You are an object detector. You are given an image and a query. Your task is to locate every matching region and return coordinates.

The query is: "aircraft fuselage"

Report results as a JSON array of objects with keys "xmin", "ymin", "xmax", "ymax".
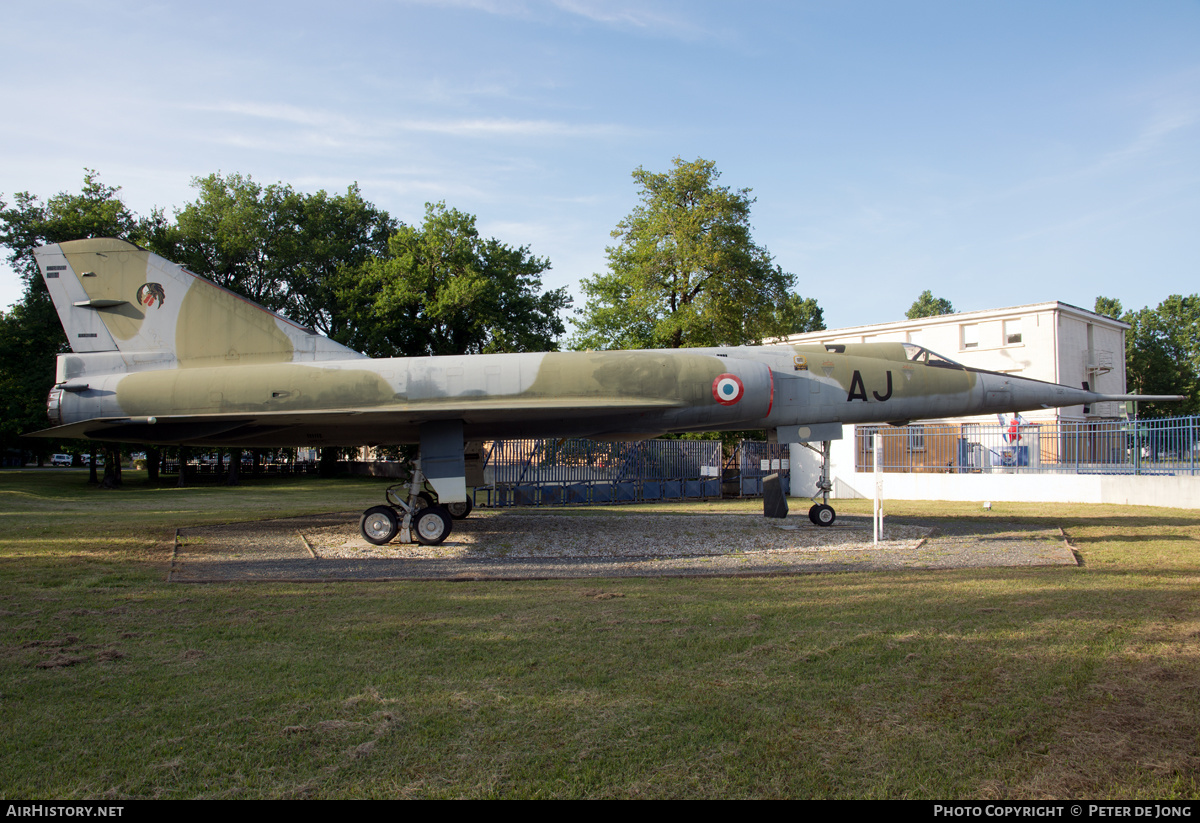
[{"xmin": 46, "ymin": 341, "xmax": 1074, "ymax": 448}]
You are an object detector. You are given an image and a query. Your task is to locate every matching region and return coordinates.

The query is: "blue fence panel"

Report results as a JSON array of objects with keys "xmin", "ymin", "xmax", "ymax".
[
  {"xmin": 480, "ymin": 437, "xmax": 724, "ymax": 506},
  {"xmin": 854, "ymin": 415, "xmax": 1199, "ymax": 476}
]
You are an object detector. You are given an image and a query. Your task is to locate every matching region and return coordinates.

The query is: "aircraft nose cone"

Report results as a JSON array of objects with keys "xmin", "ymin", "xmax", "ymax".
[
  {"xmin": 981, "ymin": 372, "xmax": 1015, "ymax": 410},
  {"xmin": 980, "ymin": 371, "xmax": 1083, "ymax": 413}
]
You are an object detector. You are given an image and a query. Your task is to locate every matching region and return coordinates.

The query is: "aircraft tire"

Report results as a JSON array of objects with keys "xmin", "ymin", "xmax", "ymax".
[
  {"xmin": 811, "ymin": 503, "xmax": 836, "ymax": 527},
  {"xmin": 361, "ymin": 506, "xmax": 399, "ymax": 545},
  {"xmin": 446, "ymin": 498, "xmax": 473, "ymax": 519},
  {"xmin": 415, "ymin": 491, "xmax": 435, "ymax": 510},
  {"xmin": 414, "ymin": 506, "xmax": 453, "ymax": 546}
]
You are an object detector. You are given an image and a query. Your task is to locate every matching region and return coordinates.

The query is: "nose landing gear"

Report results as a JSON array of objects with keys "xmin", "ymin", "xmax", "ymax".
[{"xmin": 804, "ymin": 439, "xmax": 836, "ymax": 527}]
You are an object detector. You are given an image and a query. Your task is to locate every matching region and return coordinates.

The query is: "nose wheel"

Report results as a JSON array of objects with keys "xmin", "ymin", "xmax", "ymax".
[
  {"xmin": 808, "ymin": 503, "xmax": 836, "ymax": 526},
  {"xmin": 803, "ymin": 439, "xmax": 836, "ymax": 527}
]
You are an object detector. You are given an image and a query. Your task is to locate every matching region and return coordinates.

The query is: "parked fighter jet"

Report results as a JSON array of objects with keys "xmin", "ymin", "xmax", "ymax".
[{"xmin": 32, "ymin": 239, "xmax": 1182, "ymax": 544}]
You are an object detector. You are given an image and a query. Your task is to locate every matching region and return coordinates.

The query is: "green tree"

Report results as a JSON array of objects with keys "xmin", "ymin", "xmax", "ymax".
[
  {"xmin": 1093, "ymin": 295, "xmax": 1123, "ymax": 320},
  {"xmin": 1124, "ymin": 296, "xmax": 1200, "ymax": 418},
  {"xmin": 1096, "ymin": 294, "xmax": 1199, "ymax": 418},
  {"xmin": 0, "ymin": 301, "xmax": 60, "ymax": 457},
  {"xmin": 335, "ymin": 202, "xmax": 570, "ymax": 357},
  {"xmin": 1, "ymin": 169, "xmax": 145, "ymax": 290},
  {"xmin": 152, "ymin": 173, "xmax": 396, "ymax": 338},
  {"xmin": 775, "ymin": 294, "xmax": 826, "ymax": 337},
  {"xmin": 571, "ymin": 157, "xmax": 813, "ymax": 350},
  {"xmin": 906, "ymin": 290, "xmax": 955, "ymax": 319}
]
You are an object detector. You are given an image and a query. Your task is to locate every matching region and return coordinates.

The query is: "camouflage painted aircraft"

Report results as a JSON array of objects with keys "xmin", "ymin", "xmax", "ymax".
[{"xmin": 32, "ymin": 238, "xmax": 1182, "ymax": 544}]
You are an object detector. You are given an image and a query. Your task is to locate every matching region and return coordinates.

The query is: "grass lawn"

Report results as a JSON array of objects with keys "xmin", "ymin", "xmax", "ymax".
[{"xmin": 1, "ymin": 469, "xmax": 1197, "ymax": 798}]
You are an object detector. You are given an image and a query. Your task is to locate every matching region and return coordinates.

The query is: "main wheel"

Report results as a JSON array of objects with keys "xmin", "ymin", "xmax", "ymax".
[
  {"xmin": 811, "ymin": 503, "xmax": 836, "ymax": 527},
  {"xmin": 414, "ymin": 506, "xmax": 453, "ymax": 545},
  {"xmin": 414, "ymin": 491, "xmax": 435, "ymax": 510},
  {"xmin": 445, "ymin": 498, "xmax": 473, "ymax": 519},
  {"xmin": 360, "ymin": 505, "xmax": 399, "ymax": 545}
]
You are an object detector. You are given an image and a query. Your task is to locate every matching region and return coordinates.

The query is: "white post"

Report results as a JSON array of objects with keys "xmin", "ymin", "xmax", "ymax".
[{"xmin": 873, "ymin": 438, "xmax": 884, "ymax": 544}]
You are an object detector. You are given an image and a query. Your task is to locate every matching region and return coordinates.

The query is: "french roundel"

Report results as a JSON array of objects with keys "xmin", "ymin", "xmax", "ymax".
[{"xmin": 712, "ymin": 373, "xmax": 744, "ymax": 406}]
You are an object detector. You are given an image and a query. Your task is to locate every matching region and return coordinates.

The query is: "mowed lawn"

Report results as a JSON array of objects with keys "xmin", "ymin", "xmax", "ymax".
[{"xmin": 1, "ymin": 470, "xmax": 1197, "ymax": 799}]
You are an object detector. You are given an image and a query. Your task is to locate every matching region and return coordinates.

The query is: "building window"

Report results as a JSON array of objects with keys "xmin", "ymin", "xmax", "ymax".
[
  {"xmin": 961, "ymin": 324, "xmax": 978, "ymax": 349},
  {"xmin": 908, "ymin": 425, "xmax": 925, "ymax": 452},
  {"xmin": 1005, "ymin": 318, "xmax": 1022, "ymax": 345},
  {"xmin": 861, "ymin": 426, "xmax": 876, "ymax": 449}
]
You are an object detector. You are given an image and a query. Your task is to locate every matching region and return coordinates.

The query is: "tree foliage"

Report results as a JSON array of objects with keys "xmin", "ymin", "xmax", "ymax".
[
  {"xmin": 1093, "ymin": 296, "xmax": 1122, "ymax": 320},
  {"xmin": 571, "ymin": 157, "xmax": 818, "ymax": 350},
  {"xmin": 1125, "ymin": 297, "xmax": 1199, "ymax": 418},
  {"xmin": 906, "ymin": 290, "xmax": 955, "ymax": 319},
  {"xmin": 151, "ymin": 173, "xmax": 397, "ymax": 338},
  {"xmin": 0, "ymin": 301, "xmax": 59, "ymax": 454},
  {"xmin": 1, "ymin": 170, "xmax": 145, "ymax": 290},
  {"xmin": 775, "ymin": 294, "xmax": 826, "ymax": 338},
  {"xmin": 334, "ymin": 203, "xmax": 570, "ymax": 358},
  {"xmin": 1095, "ymin": 294, "xmax": 1200, "ymax": 418}
]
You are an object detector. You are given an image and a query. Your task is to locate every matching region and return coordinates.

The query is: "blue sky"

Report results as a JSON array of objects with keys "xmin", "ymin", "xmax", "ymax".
[{"xmin": 2, "ymin": 0, "xmax": 1197, "ymax": 333}]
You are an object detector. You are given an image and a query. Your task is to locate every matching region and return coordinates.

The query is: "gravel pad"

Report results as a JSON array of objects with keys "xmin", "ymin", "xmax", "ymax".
[{"xmin": 170, "ymin": 510, "xmax": 1078, "ymax": 582}]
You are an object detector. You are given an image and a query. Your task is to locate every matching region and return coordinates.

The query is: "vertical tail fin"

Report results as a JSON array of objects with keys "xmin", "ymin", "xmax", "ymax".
[{"xmin": 34, "ymin": 238, "xmax": 362, "ymax": 372}]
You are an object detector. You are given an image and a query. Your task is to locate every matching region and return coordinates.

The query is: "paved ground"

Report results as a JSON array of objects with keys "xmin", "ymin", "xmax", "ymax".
[{"xmin": 169, "ymin": 509, "xmax": 1079, "ymax": 582}]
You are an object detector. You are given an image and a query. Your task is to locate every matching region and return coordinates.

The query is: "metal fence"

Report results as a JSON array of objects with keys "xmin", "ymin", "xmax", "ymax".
[
  {"xmin": 738, "ymin": 441, "xmax": 793, "ymax": 496},
  {"xmin": 476, "ymin": 438, "xmax": 725, "ymax": 506},
  {"xmin": 855, "ymin": 415, "xmax": 1200, "ymax": 476}
]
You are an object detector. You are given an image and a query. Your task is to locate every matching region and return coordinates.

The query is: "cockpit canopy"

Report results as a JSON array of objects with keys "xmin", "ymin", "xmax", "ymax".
[
  {"xmin": 899, "ymin": 343, "xmax": 963, "ymax": 369},
  {"xmin": 795, "ymin": 341, "xmax": 967, "ymax": 369}
]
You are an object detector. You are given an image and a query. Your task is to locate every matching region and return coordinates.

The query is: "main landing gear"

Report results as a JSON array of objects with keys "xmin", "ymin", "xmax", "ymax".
[
  {"xmin": 358, "ymin": 459, "xmax": 472, "ymax": 546},
  {"xmin": 804, "ymin": 439, "xmax": 836, "ymax": 527},
  {"xmin": 409, "ymin": 491, "xmax": 473, "ymax": 520}
]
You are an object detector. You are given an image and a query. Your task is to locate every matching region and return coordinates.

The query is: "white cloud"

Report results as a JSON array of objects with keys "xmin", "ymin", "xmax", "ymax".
[
  {"xmin": 195, "ymin": 100, "xmax": 633, "ymax": 142},
  {"xmin": 549, "ymin": 0, "xmax": 707, "ymax": 38},
  {"xmin": 397, "ymin": 0, "xmax": 710, "ymax": 39},
  {"xmin": 397, "ymin": 117, "xmax": 629, "ymax": 137}
]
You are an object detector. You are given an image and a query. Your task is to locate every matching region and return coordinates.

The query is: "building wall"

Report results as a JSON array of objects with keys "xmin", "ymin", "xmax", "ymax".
[
  {"xmin": 1054, "ymin": 311, "xmax": 1127, "ymax": 421},
  {"xmin": 827, "ymin": 468, "xmax": 1200, "ymax": 510}
]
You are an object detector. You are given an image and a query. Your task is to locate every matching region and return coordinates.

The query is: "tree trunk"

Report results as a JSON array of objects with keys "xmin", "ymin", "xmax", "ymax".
[
  {"xmin": 100, "ymin": 444, "xmax": 120, "ymax": 489},
  {"xmin": 226, "ymin": 449, "xmax": 240, "ymax": 486},
  {"xmin": 319, "ymin": 447, "xmax": 339, "ymax": 478},
  {"xmin": 146, "ymin": 446, "xmax": 160, "ymax": 483},
  {"xmin": 177, "ymin": 446, "xmax": 189, "ymax": 487}
]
